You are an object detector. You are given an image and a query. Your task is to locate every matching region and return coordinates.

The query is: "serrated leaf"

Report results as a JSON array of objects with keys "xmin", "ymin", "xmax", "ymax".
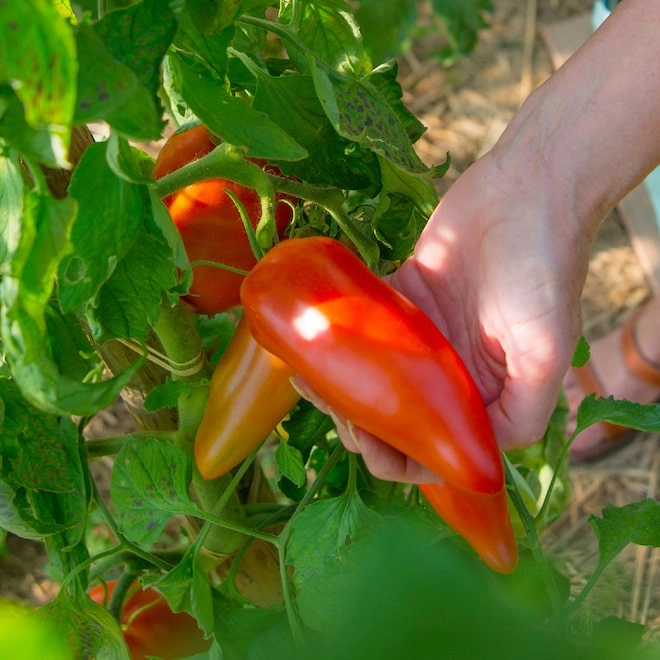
[
  {"xmin": 40, "ymin": 588, "xmax": 130, "ymax": 660},
  {"xmin": 275, "ymin": 439, "xmax": 306, "ymax": 488},
  {"xmin": 282, "ymin": 0, "xmax": 371, "ymax": 76},
  {"xmin": 147, "ymin": 548, "xmax": 215, "ymax": 636},
  {"xmin": 0, "ymin": 0, "xmax": 76, "ymax": 167},
  {"xmin": 589, "ymin": 499, "xmax": 660, "ymax": 566},
  {"xmin": 1, "ymin": 189, "xmax": 141, "ymax": 416},
  {"xmin": 94, "ymin": 0, "xmax": 177, "ymax": 95},
  {"xmin": 572, "ymin": 335, "xmax": 591, "ymax": 368},
  {"xmin": 168, "ymin": 50, "xmax": 307, "ymax": 161},
  {"xmin": 249, "ymin": 67, "xmax": 378, "ymax": 189},
  {"xmin": 84, "ymin": 215, "xmax": 179, "ymax": 343},
  {"xmin": 111, "ymin": 437, "xmax": 199, "ymax": 544},
  {"xmin": 59, "ymin": 141, "xmax": 147, "ymax": 312},
  {"xmin": 575, "ymin": 395, "xmax": 660, "ymax": 436},
  {"xmin": 73, "ymin": 23, "xmax": 164, "ymax": 141},
  {"xmin": 378, "ymin": 155, "xmax": 438, "ymax": 218},
  {"xmin": 286, "ymin": 492, "xmax": 383, "ymax": 588},
  {"xmin": 312, "ymin": 63, "xmax": 431, "ymax": 175},
  {"xmin": 106, "ymin": 132, "xmax": 155, "ymax": 185}
]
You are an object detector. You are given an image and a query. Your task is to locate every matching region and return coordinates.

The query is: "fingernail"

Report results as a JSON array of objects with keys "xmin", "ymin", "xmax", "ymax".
[{"xmin": 345, "ymin": 419, "xmax": 363, "ymax": 452}]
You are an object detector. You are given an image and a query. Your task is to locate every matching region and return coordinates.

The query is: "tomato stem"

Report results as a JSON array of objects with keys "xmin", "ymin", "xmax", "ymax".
[
  {"xmin": 277, "ymin": 443, "xmax": 346, "ymax": 653},
  {"xmin": 107, "ymin": 571, "xmax": 137, "ymax": 622},
  {"xmin": 85, "ymin": 431, "xmax": 178, "ymax": 458},
  {"xmin": 152, "ymin": 142, "xmax": 277, "ymax": 249},
  {"xmin": 503, "ymin": 458, "xmax": 564, "ymax": 616},
  {"xmin": 267, "ymin": 174, "xmax": 379, "ymax": 267}
]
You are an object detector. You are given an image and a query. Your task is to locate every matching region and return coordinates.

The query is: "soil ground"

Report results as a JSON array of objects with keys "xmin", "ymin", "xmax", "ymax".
[{"xmin": 2, "ymin": 0, "xmax": 658, "ymax": 642}]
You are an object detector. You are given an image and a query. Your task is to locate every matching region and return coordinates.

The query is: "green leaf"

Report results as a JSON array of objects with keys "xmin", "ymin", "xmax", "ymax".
[
  {"xmin": 0, "ymin": 147, "xmax": 23, "ymax": 267},
  {"xmin": 282, "ymin": 400, "xmax": 335, "ymax": 460},
  {"xmin": 0, "ymin": 0, "xmax": 76, "ymax": 168},
  {"xmin": 84, "ymin": 212, "xmax": 180, "ymax": 343},
  {"xmin": 0, "ymin": 87, "xmax": 69, "ymax": 169},
  {"xmin": 111, "ymin": 437, "xmax": 200, "ymax": 544},
  {"xmin": 355, "ymin": 0, "xmax": 418, "ymax": 64},
  {"xmin": 144, "ymin": 379, "xmax": 205, "ymax": 413},
  {"xmin": 39, "ymin": 588, "xmax": 130, "ymax": 660},
  {"xmin": 105, "ymin": 132, "xmax": 155, "ymax": 185},
  {"xmin": 248, "ymin": 67, "xmax": 379, "ymax": 189},
  {"xmin": 281, "ymin": 0, "xmax": 372, "ymax": 76},
  {"xmin": 575, "ymin": 395, "xmax": 660, "ymax": 435},
  {"xmin": 169, "ymin": 50, "xmax": 307, "ymax": 161},
  {"xmin": 73, "ymin": 22, "xmax": 165, "ymax": 141},
  {"xmin": 589, "ymin": 499, "xmax": 660, "ymax": 565},
  {"xmin": 572, "ymin": 335, "xmax": 591, "ymax": 368},
  {"xmin": 368, "ymin": 60, "xmax": 427, "ymax": 144},
  {"xmin": 185, "ymin": 0, "xmax": 245, "ymax": 34},
  {"xmin": 147, "ymin": 548, "xmax": 215, "ymax": 636},
  {"xmin": 430, "ymin": 0, "xmax": 492, "ymax": 57},
  {"xmin": 58, "ymin": 142, "xmax": 144, "ymax": 311},
  {"xmin": 286, "ymin": 491, "xmax": 383, "ymax": 590},
  {"xmin": 275, "ymin": 439, "xmax": 306, "ymax": 488},
  {"xmin": 311, "ymin": 62, "xmax": 431, "ymax": 175},
  {"xmin": 0, "ymin": 382, "xmax": 90, "ymax": 578},
  {"xmin": 94, "ymin": 0, "xmax": 177, "ymax": 95},
  {"xmin": 173, "ymin": 8, "xmax": 231, "ymax": 77},
  {"xmin": 1, "ymin": 189, "xmax": 140, "ymax": 416},
  {"xmin": 378, "ymin": 155, "xmax": 438, "ymax": 218}
]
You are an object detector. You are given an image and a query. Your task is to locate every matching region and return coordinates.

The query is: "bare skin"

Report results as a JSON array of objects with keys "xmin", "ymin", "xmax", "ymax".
[{"xmin": 302, "ymin": 0, "xmax": 660, "ymax": 482}]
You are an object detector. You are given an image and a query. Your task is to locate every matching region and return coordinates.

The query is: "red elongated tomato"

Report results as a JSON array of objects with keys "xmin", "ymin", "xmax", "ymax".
[
  {"xmin": 240, "ymin": 236, "xmax": 503, "ymax": 495},
  {"xmin": 195, "ymin": 316, "xmax": 301, "ymax": 480},
  {"xmin": 419, "ymin": 482, "xmax": 518, "ymax": 574}
]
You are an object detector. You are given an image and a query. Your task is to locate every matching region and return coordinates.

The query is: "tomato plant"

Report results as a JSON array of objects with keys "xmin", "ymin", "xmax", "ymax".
[
  {"xmin": 153, "ymin": 124, "xmax": 296, "ymax": 314},
  {"xmin": 1, "ymin": 1, "xmax": 658, "ymax": 658}
]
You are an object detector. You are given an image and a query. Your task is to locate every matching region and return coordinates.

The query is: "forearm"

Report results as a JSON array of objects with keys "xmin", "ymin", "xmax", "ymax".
[{"xmin": 492, "ymin": 0, "xmax": 660, "ymax": 241}]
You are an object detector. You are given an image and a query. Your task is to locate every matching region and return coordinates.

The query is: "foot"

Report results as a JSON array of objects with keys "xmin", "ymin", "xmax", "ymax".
[{"xmin": 564, "ymin": 298, "xmax": 660, "ymax": 461}]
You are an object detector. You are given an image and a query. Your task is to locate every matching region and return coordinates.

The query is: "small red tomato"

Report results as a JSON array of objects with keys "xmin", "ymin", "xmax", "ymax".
[
  {"xmin": 153, "ymin": 124, "xmax": 295, "ymax": 314},
  {"xmin": 88, "ymin": 580, "xmax": 211, "ymax": 660}
]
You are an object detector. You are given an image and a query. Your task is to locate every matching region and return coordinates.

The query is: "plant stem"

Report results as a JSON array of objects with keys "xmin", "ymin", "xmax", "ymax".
[
  {"xmin": 277, "ymin": 443, "xmax": 346, "ymax": 655},
  {"xmin": 503, "ymin": 457, "xmax": 564, "ymax": 617},
  {"xmin": 85, "ymin": 431, "xmax": 178, "ymax": 458},
  {"xmin": 107, "ymin": 570, "xmax": 138, "ymax": 622}
]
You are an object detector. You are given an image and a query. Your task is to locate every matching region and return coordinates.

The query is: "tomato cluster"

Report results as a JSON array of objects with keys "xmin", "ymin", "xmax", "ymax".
[{"xmin": 155, "ymin": 127, "xmax": 517, "ymax": 574}]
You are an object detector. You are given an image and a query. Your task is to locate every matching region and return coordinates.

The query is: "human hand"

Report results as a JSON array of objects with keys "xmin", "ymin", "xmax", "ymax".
[{"xmin": 303, "ymin": 149, "xmax": 591, "ymax": 483}]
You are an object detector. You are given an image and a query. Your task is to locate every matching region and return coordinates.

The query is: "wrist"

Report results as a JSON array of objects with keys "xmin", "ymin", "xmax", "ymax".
[{"xmin": 490, "ymin": 0, "xmax": 660, "ymax": 240}]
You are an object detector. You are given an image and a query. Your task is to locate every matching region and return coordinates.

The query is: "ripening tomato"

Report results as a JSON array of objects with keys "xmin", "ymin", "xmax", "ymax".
[
  {"xmin": 153, "ymin": 124, "xmax": 295, "ymax": 314},
  {"xmin": 88, "ymin": 580, "xmax": 211, "ymax": 660},
  {"xmin": 420, "ymin": 482, "xmax": 518, "ymax": 574},
  {"xmin": 240, "ymin": 236, "xmax": 504, "ymax": 496},
  {"xmin": 195, "ymin": 315, "xmax": 301, "ymax": 480}
]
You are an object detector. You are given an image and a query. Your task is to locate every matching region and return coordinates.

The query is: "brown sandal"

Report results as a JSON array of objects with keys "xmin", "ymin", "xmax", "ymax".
[{"xmin": 570, "ymin": 304, "xmax": 660, "ymax": 462}]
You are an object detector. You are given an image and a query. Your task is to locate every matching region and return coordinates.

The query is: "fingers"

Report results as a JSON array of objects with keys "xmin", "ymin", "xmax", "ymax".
[
  {"xmin": 347, "ymin": 425, "xmax": 442, "ymax": 484},
  {"xmin": 290, "ymin": 375, "xmax": 441, "ymax": 484}
]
